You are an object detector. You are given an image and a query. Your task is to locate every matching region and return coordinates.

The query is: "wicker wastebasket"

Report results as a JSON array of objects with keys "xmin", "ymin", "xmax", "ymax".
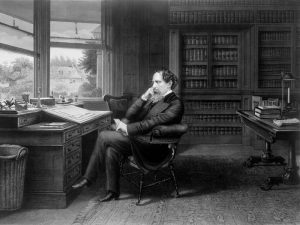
[{"xmin": 0, "ymin": 144, "xmax": 28, "ymax": 211}]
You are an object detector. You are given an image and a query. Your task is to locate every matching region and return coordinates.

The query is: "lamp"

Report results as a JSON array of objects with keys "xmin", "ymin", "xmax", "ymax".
[{"xmin": 281, "ymin": 72, "xmax": 295, "ymax": 118}]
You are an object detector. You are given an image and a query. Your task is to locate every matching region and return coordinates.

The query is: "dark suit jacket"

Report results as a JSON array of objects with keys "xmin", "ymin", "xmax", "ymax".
[
  {"xmin": 123, "ymin": 92, "xmax": 184, "ymax": 171},
  {"xmin": 124, "ymin": 92, "xmax": 184, "ymax": 136}
]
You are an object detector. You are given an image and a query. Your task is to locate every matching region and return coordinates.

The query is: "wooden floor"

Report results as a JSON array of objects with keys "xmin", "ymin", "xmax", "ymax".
[{"xmin": 0, "ymin": 144, "xmax": 299, "ymax": 225}]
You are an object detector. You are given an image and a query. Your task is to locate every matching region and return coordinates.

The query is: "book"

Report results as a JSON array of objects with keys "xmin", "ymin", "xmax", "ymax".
[
  {"xmin": 255, "ymin": 107, "xmax": 281, "ymax": 115},
  {"xmin": 43, "ymin": 105, "xmax": 109, "ymax": 124},
  {"xmin": 255, "ymin": 111, "xmax": 281, "ymax": 119},
  {"xmin": 256, "ymin": 105, "xmax": 280, "ymax": 110}
]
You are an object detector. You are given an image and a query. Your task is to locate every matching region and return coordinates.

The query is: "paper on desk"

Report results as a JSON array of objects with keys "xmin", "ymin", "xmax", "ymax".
[{"xmin": 273, "ymin": 118, "xmax": 300, "ymax": 127}]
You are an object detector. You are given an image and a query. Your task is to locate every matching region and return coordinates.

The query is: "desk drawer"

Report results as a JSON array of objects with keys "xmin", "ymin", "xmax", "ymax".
[
  {"xmin": 64, "ymin": 138, "xmax": 81, "ymax": 156},
  {"xmin": 64, "ymin": 127, "xmax": 81, "ymax": 142},
  {"xmin": 18, "ymin": 113, "xmax": 41, "ymax": 127},
  {"xmin": 65, "ymin": 163, "xmax": 81, "ymax": 189},
  {"xmin": 65, "ymin": 150, "xmax": 81, "ymax": 171},
  {"xmin": 82, "ymin": 121, "xmax": 100, "ymax": 135}
]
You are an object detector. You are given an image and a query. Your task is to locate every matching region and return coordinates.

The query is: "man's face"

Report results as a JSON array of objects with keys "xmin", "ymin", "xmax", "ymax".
[{"xmin": 151, "ymin": 72, "xmax": 171, "ymax": 96}]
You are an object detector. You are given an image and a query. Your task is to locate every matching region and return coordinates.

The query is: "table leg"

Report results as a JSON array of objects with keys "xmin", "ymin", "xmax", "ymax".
[
  {"xmin": 260, "ymin": 140, "xmax": 299, "ymax": 190},
  {"xmin": 243, "ymin": 141, "xmax": 286, "ymax": 168}
]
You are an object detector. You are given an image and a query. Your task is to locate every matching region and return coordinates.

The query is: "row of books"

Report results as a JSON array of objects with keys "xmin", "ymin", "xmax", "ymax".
[
  {"xmin": 169, "ymin": 10, "xmax": 295, "ymax": 24},
  {"xmin": 213, "ymin": 66, "xmax": 238, "ymax": 77},
  {"xmin": 260, "ymin": 47, "xmax": 290, "ymax": 57},
  {"xmin": 184, "ymin": 80, "xmax": 208, "ymax": 89},
  {"xmin": 183, "ymin": 66, "xmax": 207, "ymax": 76},
  {"xmin": 183, "ymin": 36, "xmax": 208, "ymax": 45},
  {"xmin": 254, "ymin": 105, "xmax": 281, "ymax": 119},
  {"xmin": 258, "ymin": 79, "xmax": 282, "ymax": 88},
  {"xmin": 183, "ymin": 114, "xmax": 240, "ymax": 123},
  {"xmin": 212, "ymin": 49, "xmax": 238, "ymax": 62},
  {"xmin": 259, "ymin": 64, "xmax": 290, "ymax": 72},
  {"xmin": 183, "ymin": 49, "xmax": 208, "ymax": 62},
  {"xmin": 184, "ymin": 101, "xmax": 240, "ymax": 110},
  {"xmin": 169, "ymin": 11, "xmax": 256, "ymax": 24},
  {"xmin": 183, "ymin": 35, "xmax": 238, "ymax": 46},
  {"xmin": 259, "ymin": 31, "xmax": 291, "ymax": 41},
  {"xmin": 213, "ymin": 79, "xmax": 238, "ymax": 88},
  {"xmin": 184, "ymin": 79, "xmax": 238, "ymax": 89},
  {"xmin": 189, "ymin": 126, "xmax": 242, "ymax": 136}
]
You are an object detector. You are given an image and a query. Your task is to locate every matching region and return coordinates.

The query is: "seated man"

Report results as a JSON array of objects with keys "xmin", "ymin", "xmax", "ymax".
[{"xmin": 72, "ymin": 69, "xmax": 184, "ymax": 202}]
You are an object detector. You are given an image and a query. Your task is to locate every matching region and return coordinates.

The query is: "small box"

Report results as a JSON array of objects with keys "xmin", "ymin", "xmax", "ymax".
[
  {"xmin": 0, "ymin": 109, "xmax": 42, "ymax": 128},
  {"xmin": 30, "ymin": 98, "xmax": 55, "ymax": 106}
]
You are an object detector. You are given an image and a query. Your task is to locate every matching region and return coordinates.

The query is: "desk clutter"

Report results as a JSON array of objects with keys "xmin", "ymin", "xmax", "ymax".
[{"xmin": 252, "ymin": 96, "xmax": 299, "ymax": 127}]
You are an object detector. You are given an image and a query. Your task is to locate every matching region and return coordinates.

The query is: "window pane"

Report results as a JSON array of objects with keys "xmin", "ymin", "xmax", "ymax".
[
  {"xmin": 0, "ymin": 49, "xmax": 34, "ymax": 100},
  {"xmin": 50, "ymin": 47, "xmax": 100, "ymax": 100},
  {"xmin": 0, "ymin": 12, "xmax": 33, "ymax": 34},
  {"xmin": 50, "ymin": 0, "xmax": 101, "ymax": 44},
  {"xmin": 0, "ymin": 24, "xmax": 34, "ymax": 51},
  {"xmin": 50, "ymin": 21, "xmax": 101, "ymax": 44}
]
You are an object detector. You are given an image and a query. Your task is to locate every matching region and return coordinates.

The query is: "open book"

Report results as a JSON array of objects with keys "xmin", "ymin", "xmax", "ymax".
[{"xmin": 43, "ymin": 105, "xmax": 109, "ymax": 124}]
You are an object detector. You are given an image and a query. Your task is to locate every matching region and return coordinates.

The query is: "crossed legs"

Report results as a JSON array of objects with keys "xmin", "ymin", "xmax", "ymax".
[{"xmin": 75, "ymin": 130, "xmax": 131, "ymax": 196}]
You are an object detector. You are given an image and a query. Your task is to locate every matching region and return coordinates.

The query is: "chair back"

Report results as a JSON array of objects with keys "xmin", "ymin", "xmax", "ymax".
[{"xmin": 103, "ymin": 94, "xmax": 133, "ymax": 119}]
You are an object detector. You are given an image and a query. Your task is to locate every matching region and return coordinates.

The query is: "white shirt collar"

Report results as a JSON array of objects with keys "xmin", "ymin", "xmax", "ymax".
[{"xmin": 163, "ymin": 90, "xmax": 173, "ymax": 97}]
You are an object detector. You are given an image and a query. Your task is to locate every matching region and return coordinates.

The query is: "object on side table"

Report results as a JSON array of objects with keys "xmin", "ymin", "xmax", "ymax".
[{"xmin": 280, "ymin": 72, "xmax": 295, "ymax": 118}]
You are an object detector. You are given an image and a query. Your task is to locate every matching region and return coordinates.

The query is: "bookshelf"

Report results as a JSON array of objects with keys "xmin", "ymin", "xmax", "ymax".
[
  {"xmin": 182, "ymin": 32, "xmax": 240, "ymax": 90},
  {"xmin": 180, "ymin": 31, "xmax": 242, "ymax": 143},
  {"xmin": 257, "ymin": 26, "xmax": 293, "ymax": 89},
  {"xmin": 167, "ymin": 1, "xmax": 299, "ymax": 145}
]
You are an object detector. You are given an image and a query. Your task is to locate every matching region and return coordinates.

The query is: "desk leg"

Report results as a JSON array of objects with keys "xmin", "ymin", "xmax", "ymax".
[
  {"xmin": 244, "ymin": 141, "xmax": 286, "ymax": 168},
  {"xmin": 261, "ymin": 140, "xmax": 299, "ymax": 190}
]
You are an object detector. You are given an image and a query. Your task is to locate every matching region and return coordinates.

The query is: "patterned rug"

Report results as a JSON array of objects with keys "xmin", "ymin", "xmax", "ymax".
[{"xmin": 72, "ymin": 148, "xmax": 300, "ymax": 225}]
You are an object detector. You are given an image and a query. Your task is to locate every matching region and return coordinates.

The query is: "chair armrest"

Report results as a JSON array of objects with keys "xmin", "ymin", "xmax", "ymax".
[{"xmin": 152, "ymin": 123, "xmax": 188, "ymax": 138}]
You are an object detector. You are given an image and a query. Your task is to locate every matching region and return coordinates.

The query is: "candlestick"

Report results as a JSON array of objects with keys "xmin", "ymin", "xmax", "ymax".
[{"xmin": 287, "ymin": 87, "xmax": 290, "ymax": 104}]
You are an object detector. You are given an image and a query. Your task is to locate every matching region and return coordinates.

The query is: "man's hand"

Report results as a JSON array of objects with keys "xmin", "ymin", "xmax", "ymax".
[{"xmin": 141, "ymin": 87, "xmax": 154, "ymax": 101}]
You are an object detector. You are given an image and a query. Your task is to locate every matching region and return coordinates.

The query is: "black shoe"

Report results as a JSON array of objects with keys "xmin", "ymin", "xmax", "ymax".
[
  {"xmin": 99, "ymin": 191, "xmax": 119, "ymax": 202},
  {"xmin": 72, "ymin": 178, "xmax": 89, "ymax": 189}
]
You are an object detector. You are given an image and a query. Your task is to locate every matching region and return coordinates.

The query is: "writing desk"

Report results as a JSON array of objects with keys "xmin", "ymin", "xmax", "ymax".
[
  {"xmin": 237, "ymin": 110, "xmax": 300, "ymax": 190},
  {"xmin": 0, "ymin": 110, "xmax": 111, "ymax": 208}
]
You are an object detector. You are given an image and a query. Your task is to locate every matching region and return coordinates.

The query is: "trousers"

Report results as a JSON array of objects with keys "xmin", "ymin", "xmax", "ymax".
[{"xmin": 83, "ymin": 130, "xmax": 132, "ymax": 194}]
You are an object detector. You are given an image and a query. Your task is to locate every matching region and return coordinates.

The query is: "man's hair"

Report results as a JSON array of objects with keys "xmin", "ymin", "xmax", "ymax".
[{"xmin": 157, "ymin": 69, "xmax": 178, "ymax": 90}]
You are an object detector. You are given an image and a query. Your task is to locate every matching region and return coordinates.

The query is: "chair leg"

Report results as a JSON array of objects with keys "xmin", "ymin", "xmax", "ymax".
[
  {"xmin": 169, "ymin": 163, "xmax": 179, "ymax": 198},
  {"xmin": 137, "ymin": 172, "xmax": 144, "ymax": 205}
]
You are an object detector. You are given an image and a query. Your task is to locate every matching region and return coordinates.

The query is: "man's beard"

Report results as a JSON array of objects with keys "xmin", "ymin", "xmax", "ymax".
[{"xmin": 150, "ymin": 92, "xmax": 164, "ymax": 103}]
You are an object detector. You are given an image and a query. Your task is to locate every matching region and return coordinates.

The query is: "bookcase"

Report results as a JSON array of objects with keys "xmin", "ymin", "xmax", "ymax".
[
  {"xmin": 257, "ymin": 26, "xmax": 293, "ymax": 89},
  {"xmin": 182, "ymin": 32, "xmax": 240, "ymax": 90},
  {"xmin": 167, "ymin": 1, "xmax": 299, "ymax": 145},
  {"xmin": 180, "ymin": 31, "xmax": 243, "ymax": 143}
]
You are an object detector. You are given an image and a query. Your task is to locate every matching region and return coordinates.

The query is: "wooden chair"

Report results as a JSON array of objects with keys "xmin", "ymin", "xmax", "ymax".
[
  {"xmin": 121, "ymin": 123, "xmax": 188, "ymax": 205},
  {"xmin": 103, "ymin": 94, "xmax": 133, "ymax": 119}
]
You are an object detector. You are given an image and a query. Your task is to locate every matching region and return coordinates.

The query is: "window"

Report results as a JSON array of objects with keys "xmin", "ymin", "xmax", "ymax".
[
  {"xmin": 0, "ymin": 0, "xmax": 34, "ymax": 100},
  {"xmin": 50, "ymin": 0, "xmax": 111, "ymax": 100},
  {"xmin": 50, "ymin": 47, "xmax": 100, "ymax": 99}
]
